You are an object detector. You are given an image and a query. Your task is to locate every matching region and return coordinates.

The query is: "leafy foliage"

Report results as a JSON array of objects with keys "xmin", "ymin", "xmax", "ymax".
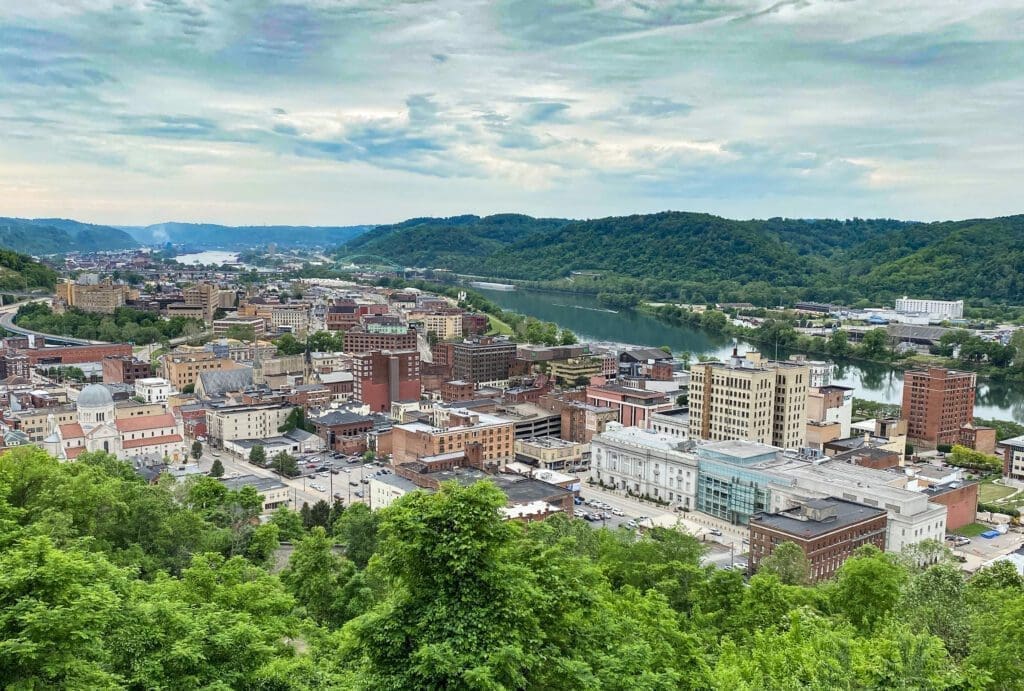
[
  {"xmin": 15, "ymin": 303, "xmax": 202, "ymax": 345},
  {"xmin": 1, "ymin": 446, "xmax": 1022, "ymax": 689},
  {"xmin": 345, "ymin": 212, "xmax": 1024, "ymax": 304}
]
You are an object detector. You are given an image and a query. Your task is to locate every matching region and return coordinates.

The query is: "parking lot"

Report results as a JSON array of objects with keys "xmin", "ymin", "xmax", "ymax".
[{"xmin": 291, "ymin": 452, "xmax": 395, "ymax": 505}]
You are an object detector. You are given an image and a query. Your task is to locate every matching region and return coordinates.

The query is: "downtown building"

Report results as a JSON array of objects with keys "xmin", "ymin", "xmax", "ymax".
[
  {"xmin": 688, "ymin": 349, "xmax": 810, "ymax": 449},
  {"xmin": 901, "ymin": 367, "xmax": 976, "ymax": 447}
]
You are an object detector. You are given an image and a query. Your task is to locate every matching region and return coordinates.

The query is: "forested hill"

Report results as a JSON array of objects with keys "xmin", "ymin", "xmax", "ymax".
[
  {"xmin": 124, "ymin": 222, "xmax": 373, "ymax": 248},
  {"xmin": 339, "ymin": 212, "xmax": 1024, "ymax": 304},
  {"xmin": 0, "ymin": 218, "xmax": 138, "ymax": 254},
  {"xmin": 0, "ymin": 249, "xmax": 58, "ymax": 291}
]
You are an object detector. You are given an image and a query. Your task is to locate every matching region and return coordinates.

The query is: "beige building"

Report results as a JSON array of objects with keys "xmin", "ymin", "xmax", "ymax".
[
  {"xmin": 205, "ymin": 403, "xmax": 296, "ymax": 445},
  {"xmin": 548, "ymin": 357, "xmax": 602, "ymax": 384},
  {"xmin": 184, "ymin": 282, "xmax": 234, "ymax": 322},
  {"xmin": 161, "ymin": 349, "xmax": 239, "ymax": 390},
  {"xmin": 57, "ymin": 279, "xmax": 134, "ymax": 314},
  {"xmin": 270, "ymin": 306, "xmax": 311, "ymax": 335},
  {"xmin": 689, "ymin": 350, "xmax": 809, "ymax": 449},
  {"xmin": 416, "ymin": 313, "xmax": 463, "ymax": 341},
  {"xmin": 514, "ymin": 436, "xmax": 588, "ymax": 471}
]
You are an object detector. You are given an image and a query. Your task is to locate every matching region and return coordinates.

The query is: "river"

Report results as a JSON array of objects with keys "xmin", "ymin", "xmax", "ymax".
[{"xmin": 475, "ymin": 287, "xmax": 1024, "ymax": 424}]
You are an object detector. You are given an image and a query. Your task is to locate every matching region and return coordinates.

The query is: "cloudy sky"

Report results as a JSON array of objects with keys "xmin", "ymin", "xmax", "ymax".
[{"xmin": 1, "ymin": 1, "xmax": 1022, "ymax": 226}]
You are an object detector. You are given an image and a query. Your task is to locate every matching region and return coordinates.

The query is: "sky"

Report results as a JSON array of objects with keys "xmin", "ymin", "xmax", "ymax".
[{"xmin": 0, "ymin": 0, "xmax": 1022, "ymax": 226}]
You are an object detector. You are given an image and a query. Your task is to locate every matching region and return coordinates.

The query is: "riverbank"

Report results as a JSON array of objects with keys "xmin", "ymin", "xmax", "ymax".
[{"xmin": 640, "ymin": 302, "xmax": 1024, "ymax": 384}]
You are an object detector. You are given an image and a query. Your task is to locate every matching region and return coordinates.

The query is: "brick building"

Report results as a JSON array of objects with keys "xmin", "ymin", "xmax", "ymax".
[
  {"xmin": 901, "ymin": 368, "xmax": 976, "ymax": 446},
  {"xmin": 958, "ymin": 423, "xmax": 997, "ymax": 455},
  {"xmin": 391, "ymin": 409, "xmax": 515, "ymax": 466},
  {"xmin": 749, "ymin": 497, "xmax": 888, "ymax": 582},
  {"xmin": 311, "ymin": 410, "xmax": 375, "ymax": 454},
  {"xmin": 923, "ymin": 482, "xmax": 979, "ymax": 531},
  {"xmin": 344, "ymin": 325, "xmax": 418, "ymax": 354},
  {"xmin": 560, "ymin": 402, "xmax": 618, "ymax": 443},
  {"xmin": 441, "ymin": 380, "xmax": 475, "ymax": 403},
  {"xmin": 101, "ymin": 356, "xmax": 154, "ymax": 384},
  {"xmin": 21, "ymin": 343, "xmax": 133, "ymax": 367},
  {"xmin": 462, "ymin": 313, "xmax": 489, "ymax": 336},
  {"xmin": 325, "ymin": 300, "xmax": 359, "ymax": 331},
  {"xmin": 585, "ymin": 383, "xmax": 673, "ymax": 429},
  {"xmin": 353, "ymin": 350, "xmax": 421, "ymax": 413}
]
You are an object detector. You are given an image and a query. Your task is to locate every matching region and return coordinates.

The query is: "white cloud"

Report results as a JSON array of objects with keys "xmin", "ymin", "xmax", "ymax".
[{"xmin": 0, "ymin": 0, "xmax": 1021, "ymax": 224}]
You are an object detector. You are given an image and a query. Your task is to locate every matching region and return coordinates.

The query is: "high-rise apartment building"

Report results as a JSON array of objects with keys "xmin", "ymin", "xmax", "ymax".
[
  {"xmin": 452, "ymin": 338, "xmax": 516, "ymax": 384},
  {"xmin": 689, "ymin": 349, "xmax": 809, "ymax": 449},
  {"xmin": 901, "ymin": 367, "xmax": 976, "ymax": 446},
  {"xmin": 353, "ymin": 350, "xmax": 421, "ymax": 413}
]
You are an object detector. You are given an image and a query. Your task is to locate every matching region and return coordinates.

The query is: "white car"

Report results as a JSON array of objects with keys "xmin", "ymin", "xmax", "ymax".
[{"xmin": 611, "ymin": 509, "xmax": 625, "ymax": 517}]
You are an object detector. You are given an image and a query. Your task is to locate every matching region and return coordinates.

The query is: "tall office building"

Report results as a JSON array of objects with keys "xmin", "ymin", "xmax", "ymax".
[
  {"xmin": 353, "ymin": 350, "xmax": 421, "ymax": 413},
  {"xmin": 901, "ymin": 367, "xmax": 976, "ymax": 446},
  {"xmin": 452, "ymin": 338, "xmax": 516, "ymax": 384},
  {"xmin": 689, "ymin": 349, "xmax": 810, "ymax": 449}
]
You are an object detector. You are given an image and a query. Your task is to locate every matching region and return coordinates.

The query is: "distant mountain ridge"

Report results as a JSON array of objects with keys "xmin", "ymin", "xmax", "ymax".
[
  {"xmin": 0, "ymin": 218, "xmax": 138, "ymax": 254},
  {"xmin": 340, "ymin": 211, "xmax": 1024, "ymax": 304},
  {"xmin": 122, "ymin": 222, "xmax": 373, "ymax": 249}
]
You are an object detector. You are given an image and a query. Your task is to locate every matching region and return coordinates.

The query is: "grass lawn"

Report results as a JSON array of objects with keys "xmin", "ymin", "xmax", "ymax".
[
  {"xmin": 954, "ymin": 523, "xmax": 990, "ymax": 537},
  {"xmin": 486, "ymin": 314, "xmax": 514, "ymax": 336},
  {"xmin": 979, "ymin": 482, "xmax": 1017, "ymax": 503}
]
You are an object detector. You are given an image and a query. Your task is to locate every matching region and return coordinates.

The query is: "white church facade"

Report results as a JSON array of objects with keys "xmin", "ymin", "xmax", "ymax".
[{"xmin": 43, "ymin": 384, "xmax": 187, "ymax": 463}]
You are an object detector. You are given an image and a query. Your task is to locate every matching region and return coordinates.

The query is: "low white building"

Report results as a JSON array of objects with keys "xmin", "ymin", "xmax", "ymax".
[
  {"xmin": 135, "ymin": 377, "xmax": 173, "ymax": 404},
  {"xmin": 369, "ymin": 474, "xmax": 424, "ymax": 510},
  {"xmin": 221, "ymin": 475, "xmax": 292, "ymax": 512},
  {"xmin": 590, "ymin": 423, "xmax": 698, "ymax": 509}
]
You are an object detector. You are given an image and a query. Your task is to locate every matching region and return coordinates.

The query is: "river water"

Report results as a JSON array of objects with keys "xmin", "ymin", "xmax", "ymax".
[{"xmin": 476, "ymin": 287, "xmax": 1024, "ymax": 423}]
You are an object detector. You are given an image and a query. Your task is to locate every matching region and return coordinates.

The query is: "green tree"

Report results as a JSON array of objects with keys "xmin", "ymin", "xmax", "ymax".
[
  {"xmin": 331, "ymin": 502, "xmax": 380, "ymax": 569},
  {"xmin": 269, "ymin": 507, "xmax": 306, "ymax": 542},
  {"xmin": 270, "ymin": 451, "xmax": 299, "ymax": 477},
  {"xmin": 191, "ymin": 440, "xmax": 203, "ymax": 460},
  {"xmin": 249, "ymin": 444, "xmax": 267, "ymax": 466},
  {"xmin": 829, "ymin": 544, "xmax": 908, "ymax": 632},
  {"xmin": 274, "ymin": 333, "xmax": 305, "ymax": 356},
  {"xmin": 281, "ymin": 526, "xmax": 362, "ymax": 628},
  {"xmin": 223, "ymin": 324, "xmax": 256, "ymax": 342},
  {"xmin": 757, "ymin": 541, "xmax": 811, "ymax": 585},
  {"xmin": 278, "ymin": 407, "xmax": 314, "ymax": 434},
  {"xmin": 209, "ymin": 458, "xmax": 225, "ymax": 478},
  {"xmin": 858, "ymin": 328, "xmax": 891, "ymax": 360}
]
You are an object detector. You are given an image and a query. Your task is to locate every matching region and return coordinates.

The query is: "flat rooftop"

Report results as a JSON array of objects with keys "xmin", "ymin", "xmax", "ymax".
[{"xmin": 751, "ymin": 497, "xmax": 886, "ymax": 538}]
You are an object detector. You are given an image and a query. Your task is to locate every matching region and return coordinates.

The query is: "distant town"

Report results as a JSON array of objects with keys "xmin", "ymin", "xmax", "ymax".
[{"xmin": 1, "ymin": 243, "xmax": 1022, "ymax": 582}]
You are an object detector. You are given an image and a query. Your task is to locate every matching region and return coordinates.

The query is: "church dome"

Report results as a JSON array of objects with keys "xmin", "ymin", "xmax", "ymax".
[{"xmin": 77, "ymin": 384, "xmax": 114, "ymax": 409}]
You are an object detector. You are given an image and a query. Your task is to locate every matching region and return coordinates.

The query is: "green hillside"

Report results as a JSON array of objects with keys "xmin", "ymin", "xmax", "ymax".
[
  {"xmin": 0, "ymin": 249, "xmax": 58, "ymax": 291},
  {"xmin": 339, "ymin": 212, "xmax": 1024, "ymax": 305},
  {"xmin": 0, "ymin": 218, "xmax": 137, "ymax": 254}
]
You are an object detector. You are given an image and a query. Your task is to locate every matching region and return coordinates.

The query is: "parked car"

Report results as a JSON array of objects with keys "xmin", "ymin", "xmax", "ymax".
[
  {"xmin": 708, "ymin": 529, "xmax": 723, "ymax": 537},
  {"xmin": 573, "ymin": 497, "xmax": 583, "ymax": 505},
  {"xmin": 333, "ymin": 493, "xmax": 343, "ymax": 500},
  {"xmin": 574, "ymin": 509, "xmax": 588, "ymax": 518},
  {"xmin": 361, "ymin": 478, "xmax": 370, "ymax": 484},
  {"xmin": 625, "ymin": 520, "xmax": 638, "ymax": 529},
  {"xmin": 354, "ymin": 490, "xmax": 364, "ymax": 498},
  {"xmin": 611, "ymin": 509, "xmax": 625, "ymax": 517},
  {"xmin": 349, "ymin": 481, "xmax": 359, "ymax": 487}
]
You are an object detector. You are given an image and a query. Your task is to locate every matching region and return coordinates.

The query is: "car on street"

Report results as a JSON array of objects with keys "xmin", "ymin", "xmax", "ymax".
[
  {"xmin": 361, "ymin": 478, "xmax": 370, "ymax": 484},
  {"xmin": 333, "ymin": 492, "xmax": 343, "ymax": 500},
  {"xmin": 354, "ymin": 490, "xmax": 364, "ymax": 498},
  {"xmin": 573, "ymin": 497, "xmax": 583, "ymax": 505},
  {"xmin": 342, "ymin": 467, "xmax": 352, "ymax": 473},
  {"xmin": 349, "ymin": 481, "xmax": 359, "ymax": 487},
  {"xmin": 708, "ymin": 529, "xmax": 723, "ymax": 537},
  {"xmin": 611, "ymin": 509, "xmax": 625, "ymax": 517},
  {"xmin": 310, "ymin": 483, "xmax": 326, "ymax": 492}
]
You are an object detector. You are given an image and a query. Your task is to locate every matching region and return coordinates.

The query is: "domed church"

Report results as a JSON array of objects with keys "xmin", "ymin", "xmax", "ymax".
[{"xmin": 43, "ymin": 384, "xmax": 186, "ymax": 462}]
